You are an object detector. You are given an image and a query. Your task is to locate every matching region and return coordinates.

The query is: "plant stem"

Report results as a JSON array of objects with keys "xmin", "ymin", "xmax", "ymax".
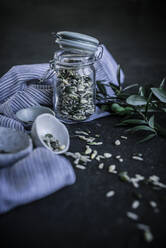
[
  {"xmin": 145, "ymin": 92, "xmax": 153, "ymax": 118},
  {"xmin": 134, "ymin": 107, "xmax": 148, "ymax": 122}
]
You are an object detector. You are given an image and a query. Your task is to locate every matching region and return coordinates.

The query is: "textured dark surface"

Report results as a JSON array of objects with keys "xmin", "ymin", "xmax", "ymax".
[{"xmin": 0, "ymin": 0, "xmax": 166, "ymax": 247}]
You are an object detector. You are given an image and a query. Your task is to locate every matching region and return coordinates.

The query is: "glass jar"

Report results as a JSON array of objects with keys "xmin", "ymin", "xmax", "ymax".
[
  {"xmin": 44, "ymin": 31, "xmax": 102, "ymax": 123},
  {"xmin": 53, "ymin": 50, "xmax": 98, "ymax": 123}
]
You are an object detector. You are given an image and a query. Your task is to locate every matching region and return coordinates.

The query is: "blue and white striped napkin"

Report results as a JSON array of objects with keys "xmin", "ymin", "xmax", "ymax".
[
  {"xmin": 0, "ymin": 148, "xmax": 76, "ymax": 214},
  {"xmin": 0, "ymin": 45, "xmax": 124, "ymax": 214}
]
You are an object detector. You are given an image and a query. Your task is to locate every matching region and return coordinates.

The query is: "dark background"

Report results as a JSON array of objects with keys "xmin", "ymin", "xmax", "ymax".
[{"xmin": 0, "ymin": 0, "xmax": 166, "ymax": 247}]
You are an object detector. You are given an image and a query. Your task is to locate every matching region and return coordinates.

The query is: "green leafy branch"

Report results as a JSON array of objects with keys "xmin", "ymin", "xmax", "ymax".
[{"xmin": 96, "ymin": 65, "xmax": 166, "ymax": 143}]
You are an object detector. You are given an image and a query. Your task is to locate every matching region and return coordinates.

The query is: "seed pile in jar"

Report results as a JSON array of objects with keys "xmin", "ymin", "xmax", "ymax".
[
  {"xmin": 55, "ymin": 69, "xmax": 95, "ymax": 121},
  {"xmin": 42, "ymin": 133, "xmax": 65, "ymax": 152}
]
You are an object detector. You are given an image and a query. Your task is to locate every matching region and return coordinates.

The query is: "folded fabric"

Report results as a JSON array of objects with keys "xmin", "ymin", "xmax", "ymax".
[
  {"xmin": 0, "ymin": 45, "xmax": 124, "ymax": 131},
  {"xmin": 0, "ymin": 115, "xmax": 24, "ymax": 132},
  {"xmin": 0, "ymin": 44, "xmax": 124, "ymax": 214},
  {"xmin": 0, "ymin": 148, "xmax": 76, "ymax": 214}
]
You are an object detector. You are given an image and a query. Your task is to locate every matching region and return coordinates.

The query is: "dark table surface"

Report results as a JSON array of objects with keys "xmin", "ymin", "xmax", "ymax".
[{"xmin": 0, "ymin": 0, "xmax": 166, "ymax": 247}]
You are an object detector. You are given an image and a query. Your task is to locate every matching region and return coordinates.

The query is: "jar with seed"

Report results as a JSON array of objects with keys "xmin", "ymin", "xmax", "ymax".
[{"xmin": 50, "ymin": 31, "xmax": 103, "ymax": 123}]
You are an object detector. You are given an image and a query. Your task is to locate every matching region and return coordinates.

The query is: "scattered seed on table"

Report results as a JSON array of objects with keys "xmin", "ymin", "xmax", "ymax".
[
  {"xmin": 106, "ymin": 190, "xmax": 115, "ymax": 198},
  {"xmin": 149, "ymin": 201, "xmax": 157, "ymax": 208},
  {"xmin": 91, "ymin": 150, "xmax": 98, "ymax": 159},
  {"xmin": 120, "ymin": 136, "xmax": 128, "ymax": 140},
  {"xmin": 85, "ymin": 145, "xmax": 92, "ymax": 155},
  {"xmin": 75, "ymin": 130, "xmax": 89, "ymax": 136},
  {"xmin": 96, "ymin": 155, "xmax": 104, "ymax": 161},
  {"xmin": 119, "ymin": 171, "xmax": 131, "ymax": 183},
  {"xmin": 88, "ymin": 142, "xmax": 103, "ymax": 145},
  {"xmin": 74, "ymin": 158, "xmax": 80, "ymax": 165},
  {"xmin": 148, "ymin": 175, "xmax": 166, "ymax": 189},
  {"xmin": 104, "ymin": 153, "xmax": 112, "ymax": 158},
  {"xmin": 137, "ymin": 224, "xmax": 154, "ymax": 243},
  {"xmin": 76, "ymin": 135, "xmax": 95, "ymax": 143},
  {"xmin": 132, "ymin": 200, "xmax": 140, "ymax": 209},
  {"xmin": 115, "ymin": 140, "xmax": 121, "ymax": 146},
  {"xmin": 65, "ymin": 151, "xmax": 77, "ymax": 159},
  {"xmin": 127, "ymin": 212, "xmax": 138, "ymax": 221},
  {"xmin": 130, "ymin": 174, "xmax": 145, "ymax": 188},
  {"xmin": 119, "ymin": 158, "xmax": 124, "ymax": 163},
  {"xmin": 144, "ymin": 229, "xmax": 154, "ymax": 243},
  {"xmin": 132, "ymin": 156, "xmax": 143, "ymax": 161},
  {"xmin": 98, "ymin": 163, "xmax": 104, "ymax": 169},
  {"xmin": 108, "ymin": 165, "xmax": 117, "ymax": 174},
  {"xmin": 95, "ymin": 134, "xmax": 100, "ymax": 137},
  {"xmin": 115, "ymin": 155, "xmax": 123, "ymax": 163},
  {"xmin": 76, "ymin": 165, "xmax": 86, "ymax": 170}
]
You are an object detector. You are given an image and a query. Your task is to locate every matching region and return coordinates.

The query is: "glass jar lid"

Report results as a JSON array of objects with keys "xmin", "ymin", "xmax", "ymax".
[{"xmin": 55, "ymin": 31, "xmax": 100, "ymax": 55}]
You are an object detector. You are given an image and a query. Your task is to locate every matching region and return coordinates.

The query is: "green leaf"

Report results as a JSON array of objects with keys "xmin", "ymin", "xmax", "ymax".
[
  {"xmin": 126, "ymin": 125, "xmax": 156, "ymax": 133},
  {"xmin": 123, "ymin": 84, "xmax": 138, "ymax": 92},
  {"xmin": 151, "ymin": 88, "xmax": 166, "ymax": 103},
  {"xmin": 160, "ymin": 78, "xmax": 166, "ymax": 89},
  {"xmin": 117, "ymin": 64, "xmax": 121, "ymax": 89},
  {"xmin": 138, "ymin": 133, "xmax": 156, "ymax": 143},
  {"xmin": 126, "ymin": 95, "xmax": 147, "ymax": 106},
  {"xmin": 117, "ymin": 119, "xmax": 147, "ymax": 126},
  {"xmin": 148, "ymin": 115, "xmax": 155, "ymax": 128},
  {"xmin": 96, "ymin": 81, "xmax": 107, "ymax": 96}
]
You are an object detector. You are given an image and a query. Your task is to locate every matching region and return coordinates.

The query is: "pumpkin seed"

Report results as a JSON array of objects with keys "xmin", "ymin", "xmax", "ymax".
[
  {"xmin": 76, "ymin": 164, "xmax": 86, "ymax": 170},
  {"xmin": 96, "ymin": 155, "xmax": 105, "ymax": 161},
  {"xmin": 106, "ymin": 190, "xmax": 115, "ymax": 198},
  {"xmin": 132, "ymin": 156, "xmax": 143, "ymax": 161},
  {"xmin": 88, "ymin": 142, "xmax": 103, "ymax": 145},
  {"xmin": 127, "ymin": 212, "xmax": 138, "ymax": 221},
  {"xmin": 108, "ymin": 165, "xmax": 117, "ymax": 174},
  {"xmin": 115, "ymin": 140, "xmax": 121, "ymax": 145},
  {"xmin": 98, "ymin": 163, "xmax": 104, "ymax": 169},
  {"xmin": 137, "ymin": 224, "xmax": 153, "ymax": 243},
  {"xmin": 149, "ymin": 201, "xmax": 157, "ymax": 208},
  {"xmin": 75, "ymin": 130, "xmax": 89, "ymax": 136},
  {"xmin": 42, "ymin": 133, "xmax": 66, "ymax": 152},
  {"xmin": 91, "ymin": 150, "xmax": 98, "ymax": 159},
  {"xmin": 148, "ymin": 175, "xmax": 166, "ymax": 189},
  {"xmin": 132, "ymin": 200, "xmax": 140, "ymax": 209},
  {"xmin": 104, "ymin": 153, "xmax": 112, "ymax": 158},
  {"xmin": 85, "ymin": 145, "xmax": 92, "ymax": 155},
  {"xmin": 120, "ymin": 136, "xmax": 128, "ymax": 140}
]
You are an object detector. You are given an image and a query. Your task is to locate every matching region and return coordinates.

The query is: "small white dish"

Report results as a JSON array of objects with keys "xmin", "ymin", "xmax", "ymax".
[
  {"xmin": 0, "ymin": 127, "xmax": 33, "ymax": 167},
  {"xmin": 31, "ymin": 113, "xmax": 70, "ymax": 154},
  {"xmin": 16, "ymin": 106, "xmax": 55, "ymax": 124}
]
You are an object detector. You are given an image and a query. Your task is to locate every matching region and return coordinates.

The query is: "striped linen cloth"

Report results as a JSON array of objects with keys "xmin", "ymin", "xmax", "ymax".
[
  {"xmin": 0, "ymin": 148, "xmax": 76, "ymax": 214},
  {"xmin": 0, "ymin": 45, "xmax": 124, "ymax": 214}
]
